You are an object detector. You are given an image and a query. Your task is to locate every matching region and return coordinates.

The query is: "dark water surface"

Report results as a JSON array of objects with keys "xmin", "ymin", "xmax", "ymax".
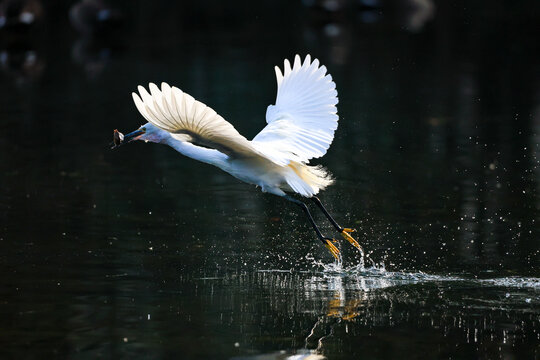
[{"xmin": 1, "ymin": 1, "xmax": 539, "ymax": 359}]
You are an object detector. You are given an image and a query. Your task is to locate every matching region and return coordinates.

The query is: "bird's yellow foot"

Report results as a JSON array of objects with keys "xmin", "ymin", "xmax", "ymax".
[
  {"xmin": 324, "ymin": 239, "xmax": 341, "ymax": 261},
  {"xmin": 340, "ymin": 228, "xmax": 364, "ymax": 253}
]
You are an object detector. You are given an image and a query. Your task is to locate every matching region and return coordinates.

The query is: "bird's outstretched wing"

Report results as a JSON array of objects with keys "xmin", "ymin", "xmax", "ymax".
[
  {"xmin": 251, "ymin": 55, "xmax": 339, "ymax": 165},
  {"xmin": 132, "ymin": 82, "xmax": 262, "ymax": 159}
]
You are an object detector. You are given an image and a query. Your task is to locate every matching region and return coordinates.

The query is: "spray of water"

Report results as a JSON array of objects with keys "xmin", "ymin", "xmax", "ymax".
[{"xmin": 302, "ymin": 248, "xmax": 540, "ymax": 290}]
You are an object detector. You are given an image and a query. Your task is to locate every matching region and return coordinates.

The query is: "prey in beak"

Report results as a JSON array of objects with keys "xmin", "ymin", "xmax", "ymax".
[{"xmin": 110, "ymin": 128, "xmax": 145, "ymax": 149}]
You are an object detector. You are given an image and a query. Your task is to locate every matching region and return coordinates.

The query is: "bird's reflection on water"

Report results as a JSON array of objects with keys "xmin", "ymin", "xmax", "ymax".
[{"xmin": 187, "ymin": 268, "xmax": 538, "ymax": 359}]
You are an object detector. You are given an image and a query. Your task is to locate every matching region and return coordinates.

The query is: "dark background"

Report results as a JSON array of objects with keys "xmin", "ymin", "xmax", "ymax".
[{"xmin": 0, "ymin": 1, "xmax": 539, "ymax": 359}]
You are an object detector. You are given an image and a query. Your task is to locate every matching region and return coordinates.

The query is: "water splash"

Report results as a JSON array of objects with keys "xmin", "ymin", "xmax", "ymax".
[
  {"xmin": 477, "ymin": 277, "xmax": 540, "ymax": 289},
  {"xmin": 297, "ymin": 253, "xmax": 540, "ymax": 291}
]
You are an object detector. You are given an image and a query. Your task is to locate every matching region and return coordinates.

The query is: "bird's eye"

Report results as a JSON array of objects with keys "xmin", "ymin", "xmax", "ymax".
[{"xmin": 141, "ymin": 127, "xmax": 146, "ymax": 132}]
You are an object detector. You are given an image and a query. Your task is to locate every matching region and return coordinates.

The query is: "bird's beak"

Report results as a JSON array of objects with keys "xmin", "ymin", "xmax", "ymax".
[{"xmin": 111, "ymin": 128, "xmax": 145, "ymax": 149}]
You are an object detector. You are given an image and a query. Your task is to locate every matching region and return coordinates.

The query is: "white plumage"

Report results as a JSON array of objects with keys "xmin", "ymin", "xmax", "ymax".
[
  {"xmin": 118, "ymin": 54, "xmax": 363, "ymax": 260},
  {"xmin": 129, "ymin": 54, "xmax": 338, "ymax": 198},
  {"xmin": 253, "ymin": 55, "xmax": 338, "ymax": 164}
]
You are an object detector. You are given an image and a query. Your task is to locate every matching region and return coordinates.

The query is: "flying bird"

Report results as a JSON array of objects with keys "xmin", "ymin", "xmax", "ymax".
[{"xmin": 113, "ymin": 55, "xmax": 361, "ymax": 260}]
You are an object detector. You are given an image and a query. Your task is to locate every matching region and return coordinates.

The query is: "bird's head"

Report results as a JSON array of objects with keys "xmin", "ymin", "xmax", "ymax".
[{"xmin": 112, "ymin": 122, "xmax": 170, "ymax": 148}]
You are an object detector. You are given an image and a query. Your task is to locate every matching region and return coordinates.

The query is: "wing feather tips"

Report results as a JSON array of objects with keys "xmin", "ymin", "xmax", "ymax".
[
  {"xmin": 160, "ymin": 83, "xmax": 178, "ymax": 121},
  {"xmin": 274, "ymin": 66, "xmax": 283, "ymax": 86},
  {"xmin": 132, "ymin": 92, "xmax": 152, "ymax": 123},
  {"xmin": 284, "ymin": 59, "xmax": 292, "ymax": 76},
  {"xmin": 311, "ymin": 58, "xmax": 320, "ymax": 72},
  {"xmin": 138, "ymin": 85, "xmax": 167, "ymax": 124},
  {"xmin": 171, "ymin": 87, "xmax": 185, "ymax": 127},
  {"xmin": 137, "ymin": 85, "xmax": 152, "ymax": 106},
  {"xmin": 293, "ymin": 54, "xmax": 301, "ymax": 69},
  {"xmin": 149, "ymin": 82, "xmax": 171, "ymax": 123},
  {"xmin": 149, "ymin": 82, "xmax": 160, "ymax": 98},
  {"xmin": 303, "ymin": 54, "xmax": 311, "ymax": 66}
]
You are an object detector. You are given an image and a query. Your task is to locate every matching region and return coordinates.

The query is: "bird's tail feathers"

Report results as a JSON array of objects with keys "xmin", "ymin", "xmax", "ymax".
[{"xmin": 286, "ymin": 162, "xmax": 334, "ymax": 197}]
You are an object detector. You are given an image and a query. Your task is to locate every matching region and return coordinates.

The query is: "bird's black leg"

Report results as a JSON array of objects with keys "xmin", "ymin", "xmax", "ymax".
[
  {"xmin": 284, "ymin": 195, "xmax": 341, "ymax": 261},
  {"xmin": 311, "ymin": 196, "xmax": 364, "ymax": 254},
  {"xmin": 310, "ymin": 196, "xmax": 343, "ymax": 232}
]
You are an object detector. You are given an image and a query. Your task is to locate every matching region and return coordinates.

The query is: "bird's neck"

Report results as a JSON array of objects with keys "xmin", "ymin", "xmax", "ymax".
[{"xmin": 165, "ymin": 137, "xmax": 228, "ymax": 168}]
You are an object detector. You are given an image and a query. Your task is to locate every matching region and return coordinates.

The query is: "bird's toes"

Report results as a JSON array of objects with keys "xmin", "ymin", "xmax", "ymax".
[
  {"xmin": 340, "ymin": 229, "xmax": 363, "ymax": 254},
  {"xmin": 323, "ymin": 238, "xmax": 341, "ymax": 262}
]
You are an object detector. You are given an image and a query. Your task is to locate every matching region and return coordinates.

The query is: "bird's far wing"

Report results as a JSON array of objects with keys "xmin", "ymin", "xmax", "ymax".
[
  {"xmin": 133, "ymin": 82, "xmax": 266, "ymax": 160},
  {"xmin": 251, "ymin": 54, "xmax": 339, "ymax": 164}
]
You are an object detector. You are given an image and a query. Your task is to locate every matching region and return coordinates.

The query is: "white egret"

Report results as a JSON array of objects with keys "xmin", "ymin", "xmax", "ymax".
[{"xmin": 113, "ymin": 55, "xmax": 361, "ymax": 260}]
